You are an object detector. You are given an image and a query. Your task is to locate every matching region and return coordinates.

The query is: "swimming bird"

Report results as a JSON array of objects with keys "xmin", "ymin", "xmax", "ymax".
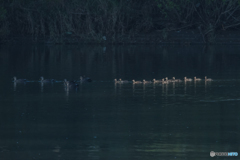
[
  {"xmin": 172, "ymin": 77, "xmax": 182, "ymax": 82},
  {"xmin": 80, "ymin": 76, "xmax": 92, "ymax": 82},
  {"xmin": 13, "ymin": 77, "xmax": 27, "ymax": 83},
  {"xmin": 153, "ymin": 79, "xmax": 161, "ymax": 83},
  {"xmin": 132, "ymin": 80, "xmax": 142, "ymax": 84},
  {"xmin": 119, "ymin": 78, "xmax": 129, "ymax": 83},
  {"xmin": 64, "ymin": 79, "xmax": 68, "ymax": 85},
  {"xmin": 114, "ymin": 79, "xmax": 120, "ymax": 83},
  {"xmin": 65, "ymin": 81, "xmax": 79, "ymax": 89},
  {"xmin": 143, "ymin": 79, "xmax": 152, "ymax": 84},
  {"xmin": 205, "ymin": 76, "xmax": 213, "ymax": 81},
  {"xmin": 64, "ymin": 79, "xmax": 76, "ymax": 86},
  {"xmin": 166, "ymin": 77, "xmax": 175, "ymax": 82},
  {"xmin": 184, "ymin": 77, "xmax": 192, "ymax": 81},
  {"xmin": 162, "ymin": 78, "xmax": 168, "ymax": 84},
  {"xmin": 194, "ymin": 76, "xmax": 201, "ymax": 81},
  {"xmin": 40, "ymin": 76, "xmax": 55, "ymax": 83},
  {"xmin": 64, "ymin": 79, "xmax": 70, "ymax": 86}
]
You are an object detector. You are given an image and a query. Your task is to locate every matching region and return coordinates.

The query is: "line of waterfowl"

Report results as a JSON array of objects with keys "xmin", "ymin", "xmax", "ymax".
[
  {"xmin": 115, "ymin": 76, "xmax": 213, "ymax": 84},
  {"xmin": 13, "ymin": 76, "xmax": 213, "ymax": 87},
  {"xmin": 13, "ymin": 76, "xmax": 92, "ymax": 89}
]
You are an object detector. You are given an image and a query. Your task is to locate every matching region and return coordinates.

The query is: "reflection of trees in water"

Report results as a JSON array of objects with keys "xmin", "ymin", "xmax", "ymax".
[{"xmin": 5, "ymin": 45, "xmax": 240, "ymax": 81}]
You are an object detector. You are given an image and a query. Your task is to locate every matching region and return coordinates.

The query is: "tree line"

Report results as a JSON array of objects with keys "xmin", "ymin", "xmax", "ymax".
[{"xmin": 1, "ymin": 0, "xmax": 240, "ymax": 43}]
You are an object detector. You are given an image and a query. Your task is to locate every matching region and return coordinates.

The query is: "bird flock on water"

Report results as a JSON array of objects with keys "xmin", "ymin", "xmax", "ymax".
[
  {"xmin": 13, "ymin": 76, "xmax": 213, "ymax": 89},
  {"xmin": 13, "ymin": 76, "xmax": 92, "ymax": 90},
  {"xmin": 115, "ymin": 76, "xmax": 213, "ymax": 84}
]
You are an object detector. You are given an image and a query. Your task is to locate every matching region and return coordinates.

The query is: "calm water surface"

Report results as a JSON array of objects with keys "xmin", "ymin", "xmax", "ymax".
[{"xmin": 0, "ymin": 45, "xmax": 240, "ymax": 160}]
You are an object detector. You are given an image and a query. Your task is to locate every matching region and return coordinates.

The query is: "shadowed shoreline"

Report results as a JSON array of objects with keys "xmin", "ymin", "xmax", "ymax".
[{"xmin": 3, "ymin": 29, "xmax": 240, "ymax": 45}]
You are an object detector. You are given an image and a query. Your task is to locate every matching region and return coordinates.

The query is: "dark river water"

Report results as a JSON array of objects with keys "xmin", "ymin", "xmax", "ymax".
[{"xmin": 0, "ymin": 44, "xmax": 239, "ymax": 160}]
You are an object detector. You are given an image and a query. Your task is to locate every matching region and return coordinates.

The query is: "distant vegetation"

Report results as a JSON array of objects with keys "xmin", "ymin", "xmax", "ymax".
[{"xmin": 1, "ymin": 0, "xmax": 240, "ymax": 43}]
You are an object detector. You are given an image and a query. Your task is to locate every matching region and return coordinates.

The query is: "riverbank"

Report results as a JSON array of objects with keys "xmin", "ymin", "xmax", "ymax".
[{"xmin": 2, "ymin": 29, "xmax": 240, "ymax": 45}]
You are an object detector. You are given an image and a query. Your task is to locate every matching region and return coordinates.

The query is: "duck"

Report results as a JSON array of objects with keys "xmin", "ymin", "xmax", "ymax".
[
  {"xmin": 153, "ymin": 79, "xmax": 161, "ymax": 83},
  {"xmin": 64, "ymin": 79, "xmax": 68, "ymax": 85},
  {"xmin": 64, "ymin": 79, "xmax": 70, "ymax": 86},
  {"xmin": 143, "ymin": 79, "xmax": 152, "ymax": 84},
  {"xmin": 80, "ymin": 76, "xmax": 92, "ymax": 82},
  {"xmin": 172, "ymin": 77, "xmax": 182, "ymax": 82},
  {"xmin": 114, "ymin": 79, "xmax": 120, "ymax": 83},
  {"xmin": 184, "ymin": 77, "xmax": 192, "ymax": 81},
  {"xmin": 162, "ymin": 78, "xmax": 168, "ymax": 84},
  {"xmin": 132, "ymin": 80, "xmax": 142, "ymax": 84},
  {"xmin": 205, "ymin": 76, "xmax": 213, "ymax": 81},
  {"xmin": 119, "ymin": 78, "xmax": 129, "ymax": 83},
  {"xmin": 13, "ymin": 76, "xmax": 27, "ymax": 83},
  {"xmin": 65, "ymin": 81, "xmax": 79, "ymax": 89},
  {"xmin": 40, "ymin": 76, "xmax": 55, "ymax": 83},
  {"xmin": 194, "ymin": 76, "xmax": 201, "ymax": 81},
  {"xmin": 166, "ymin": 77, "xmax": 175, "ymax": 82},
  {"xmin": 64, "ymin": 79, "xmax": 76, "ymax": 86}
]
